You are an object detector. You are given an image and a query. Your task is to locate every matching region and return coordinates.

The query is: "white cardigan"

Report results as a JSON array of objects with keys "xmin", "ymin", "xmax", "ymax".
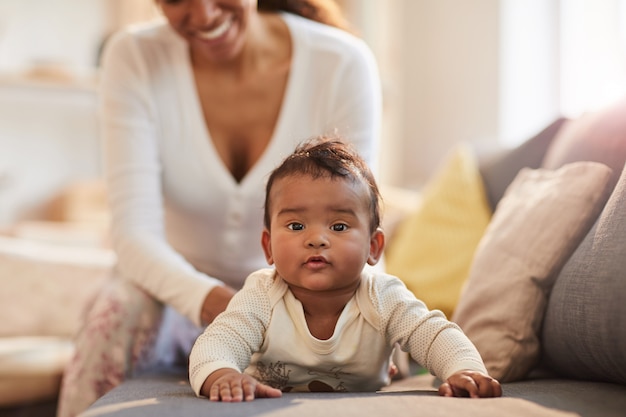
[{"xmin": 99, "ymin": 13, "xmax": 382, "ymax": 325}]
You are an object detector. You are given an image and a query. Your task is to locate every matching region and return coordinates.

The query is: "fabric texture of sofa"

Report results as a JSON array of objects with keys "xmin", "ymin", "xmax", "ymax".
[{"xmin": 2, "ymin": 99, "xmax": 626, "ymax": 416}]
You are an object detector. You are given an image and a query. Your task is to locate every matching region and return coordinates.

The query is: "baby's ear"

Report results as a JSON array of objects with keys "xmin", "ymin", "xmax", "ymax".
[
  {"xmin": 261, "ymin": 229, "xmax": 274, "ymax": 265},
  {"xmin": 367, "ymin": 228, "xmax": 385, "ymax": 265}
]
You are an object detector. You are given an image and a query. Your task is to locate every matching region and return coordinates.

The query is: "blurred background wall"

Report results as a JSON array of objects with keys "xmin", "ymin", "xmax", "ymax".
[{"xmin": 1, "ymin": 0, "xmax": 625, "ymax": 224}]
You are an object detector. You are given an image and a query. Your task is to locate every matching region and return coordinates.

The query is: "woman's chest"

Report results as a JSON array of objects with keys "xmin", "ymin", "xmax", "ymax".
[{"xmin": 195, "ymin": 69, "xmax": 290, "ymax": 182}]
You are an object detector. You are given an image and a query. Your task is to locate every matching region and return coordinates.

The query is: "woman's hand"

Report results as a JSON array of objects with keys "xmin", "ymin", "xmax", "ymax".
[
  {"xmin": 202, "ymin": 369, "xmax": 282, "ymax": 402},
  {"xmin": 438, "ymin": 370, "xmax": 502, "ymax": 398},
  {"xmin": 200, "ymin": 285, "xmax": 237, "ymax": 325}
]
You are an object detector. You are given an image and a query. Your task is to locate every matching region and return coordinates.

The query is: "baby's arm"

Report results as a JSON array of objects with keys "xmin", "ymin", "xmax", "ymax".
[
  {"xmin": 375, "ymin": 275, "xmax": 501, "ymax": 397},
  {"xmin": 189, "ymin": 270, "xmax": 275, "ymax": 398},
  {"xmin": 201, "ymin": 368, "xmax": 282, "ymax": 402},
  {"xmin": 438, "ymin": 370, "xmax": 502, "ymax": 398}
]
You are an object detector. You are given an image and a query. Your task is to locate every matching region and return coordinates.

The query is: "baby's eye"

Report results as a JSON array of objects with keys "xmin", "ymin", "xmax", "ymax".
[
  {"xmin": 331, "ymin": 223, "xmax": 348, "ymax": 232},
  {"xmin": 287, "ymin": 223, "xmax": 304, "ymax": 231}
]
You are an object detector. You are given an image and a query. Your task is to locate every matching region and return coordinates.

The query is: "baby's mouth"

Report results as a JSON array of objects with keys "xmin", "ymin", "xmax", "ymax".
[{"xmin": 305, "ymin": 256, "xmax": 328, "ymax": 267}]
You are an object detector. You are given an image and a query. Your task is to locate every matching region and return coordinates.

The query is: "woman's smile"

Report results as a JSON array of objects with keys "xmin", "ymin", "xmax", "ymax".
[{"xmin": 195, "ymin": 15, "xmax": 234, "ymax": 41}]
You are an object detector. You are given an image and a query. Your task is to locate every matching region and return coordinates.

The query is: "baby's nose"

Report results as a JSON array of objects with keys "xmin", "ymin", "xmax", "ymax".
[{"xmin": 306, "ymin": 231, "xmax": 329, "ymax": 248}]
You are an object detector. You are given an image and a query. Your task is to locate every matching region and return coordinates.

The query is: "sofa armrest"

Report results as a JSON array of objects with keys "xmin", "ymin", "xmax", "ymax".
[{"xmin": 0, "ymin": 236, "xmax": 114, "ymax": 338}]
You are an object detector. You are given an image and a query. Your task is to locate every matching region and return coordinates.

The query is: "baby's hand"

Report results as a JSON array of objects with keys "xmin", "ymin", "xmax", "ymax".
[
  {"xmin": 438, "ymin": 370, "xmax": 502, "ymax": 398},
  {"xmin": 204, "ymin": 369, "xmax": 282, "ymax": 402}
]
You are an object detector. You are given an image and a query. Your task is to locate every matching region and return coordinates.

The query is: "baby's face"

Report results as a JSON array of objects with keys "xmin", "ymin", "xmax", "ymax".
[{"xmin": 261, "ymin": 174, "xmax": 383, "ymax": 296}]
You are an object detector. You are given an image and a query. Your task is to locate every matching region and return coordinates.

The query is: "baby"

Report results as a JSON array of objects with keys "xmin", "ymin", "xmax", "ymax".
[{"xmin": 189, "ymin": 136, "xmax": 501, "ymax": 401}]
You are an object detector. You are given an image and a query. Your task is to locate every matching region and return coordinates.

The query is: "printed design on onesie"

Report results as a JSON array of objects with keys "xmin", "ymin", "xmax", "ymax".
[{"xmin": 255, "ymin": 361, "xmax": 350, "ymax": 392}]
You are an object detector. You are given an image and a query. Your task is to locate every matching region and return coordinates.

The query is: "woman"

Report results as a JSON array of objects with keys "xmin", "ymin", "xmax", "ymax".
[{"xmin": 57, "ymin": 0, "xmax": 381, "ymax": 415}]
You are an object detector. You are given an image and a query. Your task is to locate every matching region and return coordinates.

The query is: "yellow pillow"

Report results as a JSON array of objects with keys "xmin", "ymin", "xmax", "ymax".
[{"xmin": 385, "ymin": 145, "xmax": 491, "ymax": 318}]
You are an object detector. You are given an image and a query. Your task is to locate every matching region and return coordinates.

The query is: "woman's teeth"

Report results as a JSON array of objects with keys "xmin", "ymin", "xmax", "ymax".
[{"xmin": 197, "ymin": 17, "xmax": 232, "ymax": 40}]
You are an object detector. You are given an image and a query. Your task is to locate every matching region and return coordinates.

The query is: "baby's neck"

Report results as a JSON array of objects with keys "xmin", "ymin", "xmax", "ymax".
[
  {"xmin": 289, "ymin": 284, "xmax": 359, "ymax": 340},
  {"xmin": 304, "ymin": 310, "xmax": 342, "ymax": 340}
]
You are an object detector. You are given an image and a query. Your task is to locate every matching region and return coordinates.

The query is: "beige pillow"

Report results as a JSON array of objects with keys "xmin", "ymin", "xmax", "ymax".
[{"xmin": 452, "ymin": 162, "xmax": 613, "ymax": 382}]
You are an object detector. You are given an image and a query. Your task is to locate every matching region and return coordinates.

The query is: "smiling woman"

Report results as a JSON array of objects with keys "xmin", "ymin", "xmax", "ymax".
[{"xmin": 55, "ymin": 0, "xmax": 382, "ymax": 416}]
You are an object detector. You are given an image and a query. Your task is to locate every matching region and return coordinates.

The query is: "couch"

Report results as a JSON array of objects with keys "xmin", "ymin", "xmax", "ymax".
[{"xmin": 2, "ymin": 99, "xmax": 626, "ymax": 417}]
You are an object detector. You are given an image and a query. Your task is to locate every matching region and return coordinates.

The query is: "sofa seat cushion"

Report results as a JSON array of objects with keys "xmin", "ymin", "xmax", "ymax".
[
  {"xmin": 0, "ymin": 337, "xmax": 73, "ymax": 407},
  {"xmin": 502, "ymin": 378, "xmax": 626, "ymax": 417},
  {"xmin": 84, "ymin": 372, "xmax": 588, "ymax": 417}
]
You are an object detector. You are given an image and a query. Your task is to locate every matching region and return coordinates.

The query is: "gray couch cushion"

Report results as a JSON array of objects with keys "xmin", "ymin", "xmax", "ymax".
[
  {"xmin": 542, "ymin": 164, "xmax": 626, "ymax": 385},
  {"xmin": 84, "ymin": 373, "xmax": 626, "ymax": 417},
  {"xmin": 503, "ymin": 378, "xmax": 626, "ymax": 417}
]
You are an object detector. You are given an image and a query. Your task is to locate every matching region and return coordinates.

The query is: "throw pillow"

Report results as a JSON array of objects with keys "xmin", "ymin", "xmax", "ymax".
[
  {"xmin": 385, "ymin": 144, "xmax": 491, "ymax": 319},
  {"xmin": 452, "ymin": 162, "xmax": 613, "ymax": 382},
  {"xmin": 542, "ymin": 163, "xmax": 626, "ymax": 384},
  {"xmin": 542, "ymin": 98, "xmax": 626, "ymax": 193}
]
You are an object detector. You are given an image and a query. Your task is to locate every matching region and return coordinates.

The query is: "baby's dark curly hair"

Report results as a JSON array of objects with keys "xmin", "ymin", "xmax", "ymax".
[{"xmin": 264, "ymin": 135, "xmax": 381, "ymax": 233}]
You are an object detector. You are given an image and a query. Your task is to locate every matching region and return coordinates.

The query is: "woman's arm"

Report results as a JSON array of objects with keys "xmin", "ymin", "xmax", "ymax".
[{"xmin": 100, "ymin": 30, "xmax": 223, "ymax": 326}]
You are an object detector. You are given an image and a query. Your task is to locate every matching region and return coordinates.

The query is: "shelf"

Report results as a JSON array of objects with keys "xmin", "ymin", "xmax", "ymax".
[{"xmin": 0, "ymin": 71, "xmax": 98, "ymax": 95}]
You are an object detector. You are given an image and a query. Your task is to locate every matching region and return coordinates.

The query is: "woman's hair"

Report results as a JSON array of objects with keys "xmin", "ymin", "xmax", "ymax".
[
  {"xmin": 264, "ymin": 135, "xmax": 381, "ymax": 233},
  {"xmin": 258, "ymin": 0, "xmax": 353, "ymax": 32}
]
